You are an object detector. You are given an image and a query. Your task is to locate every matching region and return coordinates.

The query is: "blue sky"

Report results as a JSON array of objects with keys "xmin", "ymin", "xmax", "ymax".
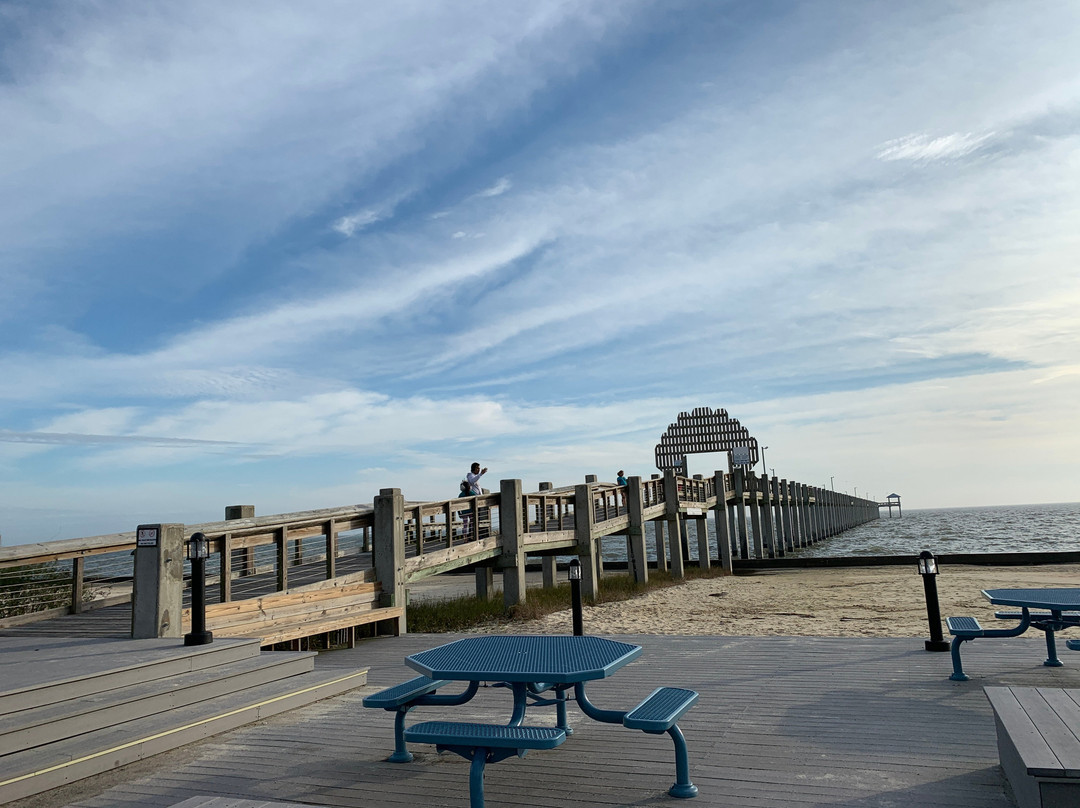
[{"xmin": 2, "ymin": 1, "xmax": 1079, "ymax": 545}]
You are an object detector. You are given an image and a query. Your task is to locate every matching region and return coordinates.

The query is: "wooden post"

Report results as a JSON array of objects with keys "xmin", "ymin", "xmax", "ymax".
[
  {"xmin": 131, "ymin": 523, "xmax": 184, "ymax": 639},
  {"xmin": 627, "ymin": 476, "xmax": 648, "ymax": 583},
  {"xmin": 476, "ymin": 566, "xmax": 495, "ymax": 600},
  {"xmin": 575, "ymin": 483, "xmax": 600, "ymax": 600},
  {"xmin": 70, "ymin": 556, "xmax": 85, "ymax": 614},
  {"xmin": 654, "ymin": 519, "xmax": 668, "ymax": 571},
  {"xmin": 733, "ymin": 468, "xmax": 750, "ymax": 558},
  {"xmin": 374, "ymin": 488, "xmax": 407, "ymax": 631},
  {"xmin": 780, "ymin": 480, "xmax": 794, "ymax": 553},
  {"xmin": 501, "ymin": 479, "xmax": 527, "ymax": 608},
  {"xmin": 539, "ymin": 482, "xmax": 556, "ymax": 588},
  {"xmin": 226, "ymin": 505, "xmax": 255, "ymax": 578},
  {"xmin": 761, "ymin": 473, "xmax": 777, "ymax": 558},
  {"xmin": 748, "ymin": 473, "xmax": 764, "ymax": 559},
  {"xmin": 324, "ymin": 518, "xmax": 337, "ymax": 580},
  {"xmin": 799, "ymin": 483, "xmax": 811, "ymax": 547},
  {"xmin": 219, "ymin": 533, "xmax": 232, "ymax": 602},
  {"xmin": 712, "ymin": 471, "xmax": 733, "ymax": 573},
  {"xmin": 276, "ymin": 526, "xmax": 288, "ymax": 592},
  {"xmin": 663, "ymin": 471, "xmax": 685, "ymax": 579},
  {"xmin": 696, "ymin": 516, "xmax": 710, "ymax": 570}
]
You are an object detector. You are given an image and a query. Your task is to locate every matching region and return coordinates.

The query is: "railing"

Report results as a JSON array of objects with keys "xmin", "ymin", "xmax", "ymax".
[
  {"xmin": 524, "ymin": 490, "xmax": 575, "ymax": 534},
  {"xmin": 1, "ymin": 472, "xmax": 883, "ymax": 626}
]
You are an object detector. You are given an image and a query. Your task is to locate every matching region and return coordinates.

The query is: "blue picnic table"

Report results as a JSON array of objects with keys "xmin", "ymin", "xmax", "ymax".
[
  {"xmin": 947, "ymin": 588, "xmax": 1080, "ymax": 680},
  {"xmin": 406, "ymin": 634, "xmax": 642, "ymax": 728},
  {"xmin": 366, "ymin": 635, "xmax": 699, "ymax": 806}
]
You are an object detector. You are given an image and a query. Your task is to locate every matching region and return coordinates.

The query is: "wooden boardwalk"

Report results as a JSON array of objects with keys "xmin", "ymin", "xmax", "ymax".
[{"xmin": 15, "ymin": 632, "xmax": 1080, "ymax": 808}]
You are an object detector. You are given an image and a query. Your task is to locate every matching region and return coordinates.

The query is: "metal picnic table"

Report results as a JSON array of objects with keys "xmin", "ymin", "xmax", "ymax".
[
  {"xmin": 405, "ymin": 634, "xmax": 643, "ymax": 729},
  {"xmin": 948, "ymin": 588, "xmax": 1080, "ymax": 680},
  {"xmin": 396, "ymin": 635, "xmax": 699, "ymax": 804}
]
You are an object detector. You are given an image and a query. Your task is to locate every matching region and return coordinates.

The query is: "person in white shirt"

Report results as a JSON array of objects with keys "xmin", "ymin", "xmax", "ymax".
[{"xmin": 466, "ymin": 462, "xmax": 487, "ymax": 495}]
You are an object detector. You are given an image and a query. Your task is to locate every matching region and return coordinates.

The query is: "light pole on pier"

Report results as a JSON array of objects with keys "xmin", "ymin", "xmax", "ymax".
[
  {"xmin": 760, "ymin": 445, "xmax": 768, "ymax": 475},
  {"xmin": 830, "ymin": 476, "xmax": 834, "ymax": 491}
]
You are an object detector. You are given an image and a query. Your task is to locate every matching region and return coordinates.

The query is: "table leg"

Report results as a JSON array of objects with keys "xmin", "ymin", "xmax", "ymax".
[
  {"xmin": 1044, "ymin": 612, "xmax": 1064, "ymax": 667},
  {"xmin": 556, "ymin": 686, "xmax": 573, "ymax": 735},
  {"xmin": 509, "ymin": 682, "xmax": 528, "ymax": 726}
]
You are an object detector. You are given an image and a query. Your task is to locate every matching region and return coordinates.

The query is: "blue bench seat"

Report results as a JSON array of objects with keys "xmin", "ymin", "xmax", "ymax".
[
  {"xmin": 623, "ymin": 687, "xmax": 699, "ymax": 798},
  {"xmin": 362, "ymin": 675, "xmax": 448, "ymax": 710},
  {"xmin": 946, "ymin": 611, "xmax": 1073, "ymax": 681},
  {"xmin": 363, "ymin": 675, "xmax": 479, "ymax": 762},
  {"xmin": 404, "ymin": 721, "xmax": 566, "ymax": 808}
]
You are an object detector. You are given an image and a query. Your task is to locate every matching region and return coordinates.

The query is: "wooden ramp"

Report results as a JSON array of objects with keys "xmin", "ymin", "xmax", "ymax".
[
  {"xmin": 0, "ymin": 637, "xmax": 369, "ymax": 805},
  {"xmin": 18, "ymin": 632, "xmax": 1080, "ymax": 808}
]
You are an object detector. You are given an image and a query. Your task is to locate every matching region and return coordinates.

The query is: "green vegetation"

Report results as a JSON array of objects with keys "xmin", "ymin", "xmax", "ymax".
[
  {"xmin": 407, "ymin": 563, "xmax": 729, "ymax": 633},
  {"xmin": 0, "ymin": 562, "xmax": 70, "ymax": 619}
]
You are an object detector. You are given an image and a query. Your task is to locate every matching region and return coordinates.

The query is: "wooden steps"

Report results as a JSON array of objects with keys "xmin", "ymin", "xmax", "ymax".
[{"xmin": 0, "ymin": 637, "xmax": 368, "ymax": 805}]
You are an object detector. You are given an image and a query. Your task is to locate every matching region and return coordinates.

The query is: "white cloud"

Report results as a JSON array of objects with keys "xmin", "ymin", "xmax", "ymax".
[
  {"xmin": 876, "ymin": 132, "xmax": 997, "ymax": 163},
  {"xmin": 333, "ymin": 209, "xmax": 383, "ymax": 237},
  {"xmin": 476, "ymin": 177, "xmax": 512, "ymax": 197}
]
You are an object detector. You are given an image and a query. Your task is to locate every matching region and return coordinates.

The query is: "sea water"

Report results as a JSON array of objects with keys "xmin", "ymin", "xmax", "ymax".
[{"xmin": 599, "ymin": 502, "xmax": 1080, "ymax": 562}]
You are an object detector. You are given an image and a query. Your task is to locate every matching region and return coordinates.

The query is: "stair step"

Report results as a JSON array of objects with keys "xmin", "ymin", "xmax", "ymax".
[
  {"xmin": 0, "ymin": 638, "xmax": 263, "ymax": 715},
  {"xmin": 0, "ymin": 665, "xmax": 368, "ymax": 805},
  {"xmin": 0, "ymin": 651, "xmax": 316, "ymax": 753}
]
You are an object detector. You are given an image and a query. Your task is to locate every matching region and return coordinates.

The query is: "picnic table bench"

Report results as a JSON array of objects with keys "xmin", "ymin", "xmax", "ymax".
[
  {"xmin": 946, "ymin": 589, "xmax": 1080, "ymax": 681},
  {"xmin": 984, "ymin": 686, "xmax": 1080, "ymax": 808},
  {"xmin": 364, "ymin": 636, "xmax": 699, "ymax": 807}
]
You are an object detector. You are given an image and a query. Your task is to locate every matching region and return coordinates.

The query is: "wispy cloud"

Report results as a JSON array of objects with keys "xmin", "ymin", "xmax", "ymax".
[
  {"xmin": 333, "ymin": 209, "xmax": 384, "ymax": 237},
  {"xmin": 2, "ymin": 1, "xmax": 1080, "ymax": 543},
  {"xmin": 476, "ymin": 177, "xmax": 512, "ymax": 197},
  {"xmin": 876, "ymin": 132, "xmax": 997, "ymax": 163}
]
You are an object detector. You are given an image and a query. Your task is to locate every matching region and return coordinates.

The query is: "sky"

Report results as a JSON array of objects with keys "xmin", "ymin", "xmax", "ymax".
[{"xmin": 2, "ymin": 1, "xmax": 1079, "ymax": 546}]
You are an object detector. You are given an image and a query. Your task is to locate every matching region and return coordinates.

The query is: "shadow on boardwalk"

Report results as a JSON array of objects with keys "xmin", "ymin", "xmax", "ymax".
[{"xmin": 15, "ymin": 632, "xmax": 1077, "ymax": 808}]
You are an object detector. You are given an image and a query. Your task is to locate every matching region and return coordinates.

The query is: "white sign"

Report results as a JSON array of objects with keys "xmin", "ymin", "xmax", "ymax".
[
  {"xmin": 137, "ymin": 527, "xmax": 159, "ymax": 547},
  {"xmin": 731, "ymin": 446, "xmax": 751, "ymax": 466},
  {"xmin": 685, "ymin": 508, "xmax": 703, "ymax": 516}
]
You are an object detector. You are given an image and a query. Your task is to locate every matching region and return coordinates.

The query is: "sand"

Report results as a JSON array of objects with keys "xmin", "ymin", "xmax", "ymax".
[{"xmin": 475, "ymin": 564, "xmax": 1080, "ymax": 637}]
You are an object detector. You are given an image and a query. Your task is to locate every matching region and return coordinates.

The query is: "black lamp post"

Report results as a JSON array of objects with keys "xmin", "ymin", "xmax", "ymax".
[
  {"xmin": 184, "ymin": 532, "xmax": 213, "ymax": 646},
  {"xmin": 568, "ymin": 558, "xmax": 583, "ymax": 636},
  {"xmin": 918, "ymin": 550, "xmax": 949, "ymax": 651}
]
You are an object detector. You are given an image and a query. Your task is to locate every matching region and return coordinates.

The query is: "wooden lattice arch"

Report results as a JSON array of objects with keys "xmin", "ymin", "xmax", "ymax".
[{"xmin": 654, "ymin": 406, "xmax": 759, "ymax": 476}]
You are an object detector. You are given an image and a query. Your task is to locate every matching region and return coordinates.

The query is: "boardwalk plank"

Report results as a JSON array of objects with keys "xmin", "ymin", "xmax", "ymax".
[{"xmin": 9, "ymin": 633, "xmax": 1079, "ymax": 808}]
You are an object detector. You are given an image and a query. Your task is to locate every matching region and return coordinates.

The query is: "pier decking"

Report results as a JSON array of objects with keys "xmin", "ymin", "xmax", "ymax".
[{"xmin": 11, "ymin": 631, "xmax": 1078, "ymax": 808}]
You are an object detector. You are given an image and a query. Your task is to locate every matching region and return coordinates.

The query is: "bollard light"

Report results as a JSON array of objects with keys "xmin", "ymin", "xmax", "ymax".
[
  {"xmin": 186, "ymin": 531, "xmax": 209, "ymax": 561},
  {"xmin": 184, "ymin": 531, "xmax": 214, "ymax": 646},
  {"xmin": 918, "ymin": 550, "xmax": 949, "ymax": 652},
  {"xmin": 917, "ymin": 551, "xmax": 937, "ymax": 576},
  {"xmin": 568, "ymin": 558, "xmax": 583, "ymax": 636}
]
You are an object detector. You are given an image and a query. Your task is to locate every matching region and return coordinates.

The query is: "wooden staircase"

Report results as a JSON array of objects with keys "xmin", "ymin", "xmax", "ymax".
[{"xmin": 0, "ymin": 636, "xmax": 368, "ymax": 804}]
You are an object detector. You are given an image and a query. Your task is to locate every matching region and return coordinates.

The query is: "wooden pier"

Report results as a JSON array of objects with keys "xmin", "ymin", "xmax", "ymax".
[{"xmin": 2, "ymin": 470, "xmax": 884, "ymax": 649}]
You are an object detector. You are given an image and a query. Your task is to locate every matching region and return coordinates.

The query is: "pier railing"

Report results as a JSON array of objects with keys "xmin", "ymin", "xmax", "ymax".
[{"xmin": 0, "ymin": 470, "xmax": 882, "ymax": 635}]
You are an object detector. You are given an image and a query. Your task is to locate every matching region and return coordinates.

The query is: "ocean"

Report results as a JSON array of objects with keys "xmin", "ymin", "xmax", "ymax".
[{"xmin": 600, "ymin": 502, "xmax": 1080, "ymax": 562}]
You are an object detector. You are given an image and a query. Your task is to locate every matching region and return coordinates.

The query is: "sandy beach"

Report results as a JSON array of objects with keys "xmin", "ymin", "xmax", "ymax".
[{"xmin": 475, "ymin": 563, "xmax": 1080, "ymax": 637}]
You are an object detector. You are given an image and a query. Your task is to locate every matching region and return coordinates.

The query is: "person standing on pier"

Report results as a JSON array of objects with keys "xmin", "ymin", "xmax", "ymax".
[
  {"xmin": 459, "ymin": 462, "xmax": 488, "ymax": 539},
  {"xmin": 467, "ymin": 462, "xmax": 488, "ymax": 495},
  {"xmin": 616, "ymin": 470, "xmax": 627, "ymax": 486}
]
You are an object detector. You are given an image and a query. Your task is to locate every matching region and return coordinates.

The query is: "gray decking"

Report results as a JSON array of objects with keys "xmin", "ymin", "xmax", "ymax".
[{"xmin": 13, "ymin": 632, "xmax": 1080, "ymax": 808}]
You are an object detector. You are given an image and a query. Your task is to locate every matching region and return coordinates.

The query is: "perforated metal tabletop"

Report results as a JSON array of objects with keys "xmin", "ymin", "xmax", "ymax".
[
  {"xmin": 983, "ymin": 588, "xmax": 1080, "ymax": 611},
  {"xmin": 405, "ymin": 635, "xmax": 642, "ymax": 683}
]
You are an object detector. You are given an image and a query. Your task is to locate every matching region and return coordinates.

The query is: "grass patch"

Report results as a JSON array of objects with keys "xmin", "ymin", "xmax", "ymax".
[{"xmin": 407, "ymin": 562, "xmax": 730, "ymax": 633}]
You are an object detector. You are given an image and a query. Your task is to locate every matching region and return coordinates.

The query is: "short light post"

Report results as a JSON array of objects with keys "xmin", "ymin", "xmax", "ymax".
[
  {"xmin": 184, "ymin": 532, "xmax": 213, "ymax": 646},
  {"xmin": 568, "ymin": 558, "xmax": 583, "ymax": 636},
  {"xmin": 760, "ymin": 445, "xmax": 768, "ymax": 476},
  {"xmin": 918, "ymin": 551, "xmax": 949, "ymax": 651}
]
